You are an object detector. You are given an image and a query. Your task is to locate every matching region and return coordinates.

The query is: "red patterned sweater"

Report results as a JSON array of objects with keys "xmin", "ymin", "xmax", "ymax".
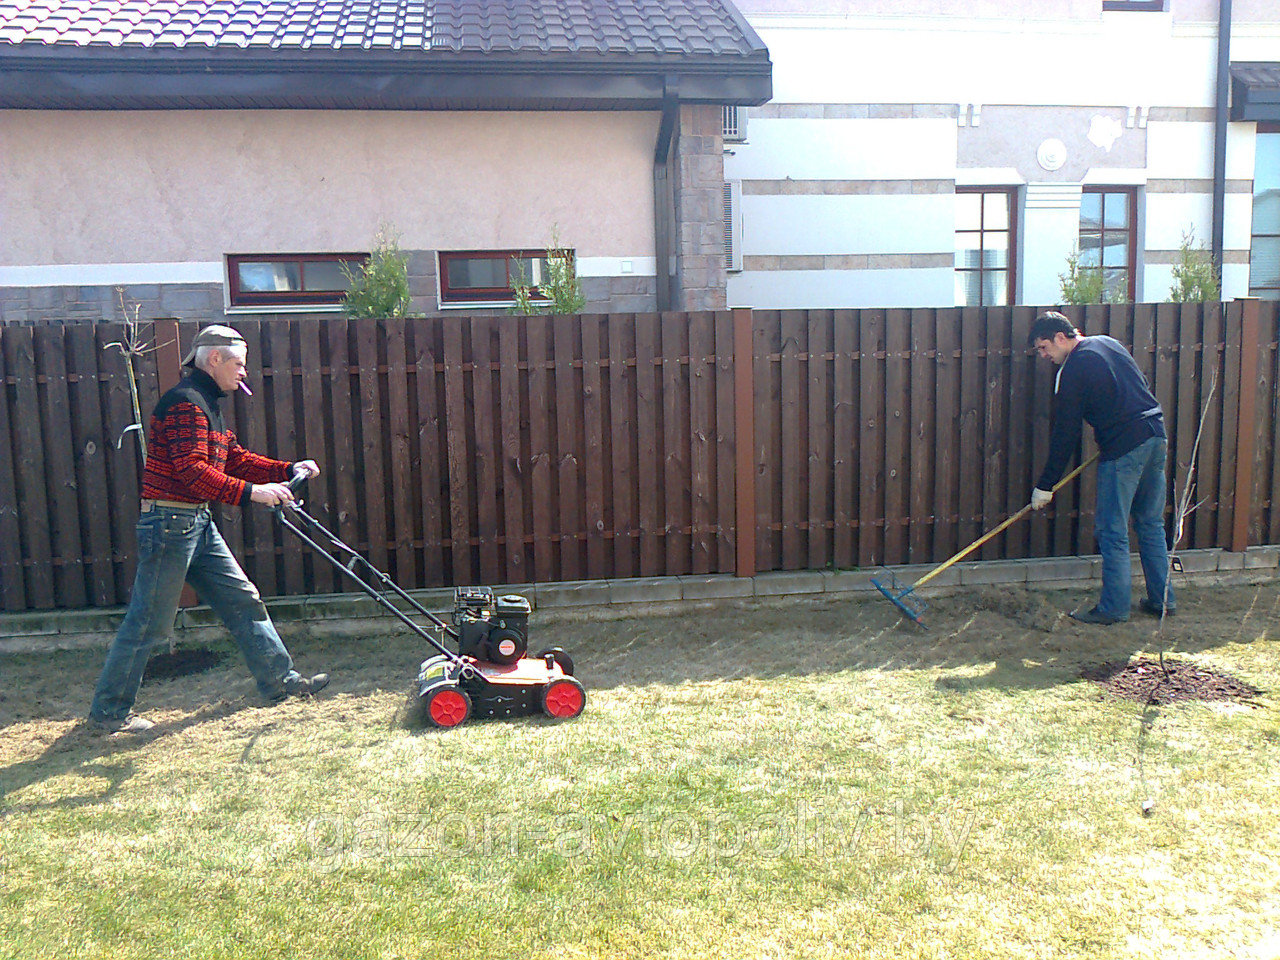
[{"xmin": 140, "ymin": 369, "xmax": 292, "ymax": 507}]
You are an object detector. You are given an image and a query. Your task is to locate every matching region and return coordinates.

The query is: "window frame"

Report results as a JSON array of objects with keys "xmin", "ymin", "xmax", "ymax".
[
  {"xmin": 1102, "ymin": 1, "xmax": 1164, "ymax": 11},
  {"xmin": 1079, "ymin": 186, "xmax": 1138, "ymax": 302},
  {"xmin": 226, "ymin": 252, "xmax": 366, "ymax": 309},
  {"xmin": 437, "ymin": 249, "xmax": 559, "ymax": 305},
  {"xmin": 1249, "ymin": 125, "xmax": 1280, "ymax": 300},
  {"xmin": 954, "ymin": 186, "xmax": 1018, "ymax": 307}
]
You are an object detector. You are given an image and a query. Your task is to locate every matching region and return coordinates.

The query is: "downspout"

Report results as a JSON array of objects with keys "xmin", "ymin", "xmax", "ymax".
[
  {"xmin": 1211, "ymin": 0, "xmax": 1232, "ymax": 289},
  {"xmin": 653, "ymin": 77, "xmax": 679, "ymax": 312}
]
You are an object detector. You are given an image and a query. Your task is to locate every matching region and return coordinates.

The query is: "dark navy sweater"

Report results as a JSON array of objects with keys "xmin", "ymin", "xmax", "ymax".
[{"xmin": 1036, "ymin": 336, "xmax": 1165, "ymax": 490}]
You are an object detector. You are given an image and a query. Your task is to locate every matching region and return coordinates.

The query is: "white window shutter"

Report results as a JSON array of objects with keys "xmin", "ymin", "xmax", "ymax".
[
  {"xmin": 722, "ymin": 105, "xmax": 747, "ymax": 143},
  {"xmin": 723, "ymin": 179, "xmax": 743, "ymax": 272}
]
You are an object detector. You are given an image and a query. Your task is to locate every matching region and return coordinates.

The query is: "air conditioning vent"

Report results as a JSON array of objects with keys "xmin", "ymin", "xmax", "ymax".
[
  {"xmin": 723, "ymin": 180, "xmax": 743, "ymax": 272},
  {"xmin": 722, "ymin": 105, "xmax": 748, "ymax": 143}
]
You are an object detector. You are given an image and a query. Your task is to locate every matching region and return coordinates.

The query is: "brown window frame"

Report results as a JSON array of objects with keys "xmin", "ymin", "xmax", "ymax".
[
  {"xmin": 438, "ymin": 249, "xmax": 560, "ymax": 304},
  {"xmin": 227, "ymin": 252, "xmax": 366, "ymax": 308},
  {"xmin": 955, "ymin": 186, "xmax": 1018, "ymax": 307},
  {"xmin": 1079, "ymin": 186, "xmax": 1138, "ymax": 302}
]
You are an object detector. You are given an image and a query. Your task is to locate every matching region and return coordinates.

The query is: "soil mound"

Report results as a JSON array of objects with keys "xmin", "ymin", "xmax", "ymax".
[
  {"xmin": 1081, "ymin": 657, "xmax": 1261, "ymax": 705},
  {"xmin": 142, "ymin": 647, "xmax": 227, "ymax": 684}
]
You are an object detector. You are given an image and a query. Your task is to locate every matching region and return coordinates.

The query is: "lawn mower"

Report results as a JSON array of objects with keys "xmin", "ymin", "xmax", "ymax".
[{"xmin": 272, "ymin": 478, "xmax": 585, "ymax": 729}]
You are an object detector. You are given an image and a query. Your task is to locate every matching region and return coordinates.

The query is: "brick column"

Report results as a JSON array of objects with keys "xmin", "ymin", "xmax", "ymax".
[{"xmin": 672, "ymin": 104, "xmax": 728, "ymax": 312}]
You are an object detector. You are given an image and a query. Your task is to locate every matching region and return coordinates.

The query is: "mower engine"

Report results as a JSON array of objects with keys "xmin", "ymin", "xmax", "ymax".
[{"xmin": 452, "ymin": 587, "xmax": 530, "ymax": 665}]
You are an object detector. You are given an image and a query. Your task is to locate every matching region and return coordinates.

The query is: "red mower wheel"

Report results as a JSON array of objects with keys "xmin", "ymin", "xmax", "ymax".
[
  {"xmin": 540, "ymin": 677, "xmax": 586, "ymax": 719},
  {"xmin": 424, "ymin": 685, "xmax": 471, "ymax": 728}
]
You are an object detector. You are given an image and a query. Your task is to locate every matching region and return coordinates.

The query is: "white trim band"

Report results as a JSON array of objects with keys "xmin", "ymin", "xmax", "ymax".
[{"xmin": 0, "ymin": 262, "xmax": 225, "ymax": 288}]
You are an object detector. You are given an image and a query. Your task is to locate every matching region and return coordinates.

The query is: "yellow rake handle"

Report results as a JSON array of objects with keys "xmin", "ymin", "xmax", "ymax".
[{"xmin": 910, "ymin": 452, "xmax": 1100, "ymax": 592}]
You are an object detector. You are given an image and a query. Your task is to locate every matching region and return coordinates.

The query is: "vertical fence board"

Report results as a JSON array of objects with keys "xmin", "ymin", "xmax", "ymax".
[
  {"xmin": 778, "ymin": 310, "xmax": 805, "ymax": 569},
  {"xmin": 411, "ymin": 318, "xmax": 446, "ymax": 587},
  {"xmin": 907, "ymin": 309, "xmax": 936, "ymax": 562},
  {"xmin": 581, "ymin": 318, "xmax": 608, "ymax": 576},
  {"xmin": 1218, "ymin": 302, "xmax": 1243, "ymax": 548},
  {"xmin": 497, "ymin": 319, "xmax": 529, "ymax": 584},
  {"xmin": 353, "ymin": 320, "xmax": 388, "ymax": 575},
  {"xmin": 979, "ymin": 309, "xmax": 1009, "ymax": 560},
  {"xmin": 0, "ymin": 333, "xmax": 26, "ymax": 610},
  {"xmin": 689, "ymin": 313, "xmax": 716, "ymax": 574},
  {"xmin": 6, "ymin": 328, "xmax": 54, "ymax": 607},
  {"xmin": 714, "ymin": 311, "xmax": 736, "ymax": 572},
  {"xmin": 526, "ymin": 317, "xmax": 555, "ymax": 582},
  {"xmin": 932, "ymin": 310, "xmax": 961, "ymax": 561},
  {"xmin": 97, "ymin": 325, "xmax": 142, "ymax": 600},
  {"xmin": 803, "ymin": 310, "xmax": 832, "ymax": 569},
  {"xmin": 267, "ymin": 321, "xmax": 305, "ymax": 594},
  {"xmin": 1004, "ymin": 308, "xmax": 1035, "ymax": 559},
  {"xmin": 293, "ymin": 320, "xmax": 333, "ymax": 593},
  {"xmin": 382, "ymin": 319, "xmax": 415, "ymax": 585},
  {"xmin": 661, "ymin": 313, "xmax": 691, "ymax": 574},
  {"xmin": 1261, "ymin": 306, "xmax": 1280, "ymax": 543},
  {"xmin": 470, "ymin": 319, "xmax": 502, "ymax": 583},
  {"xmin": 1151, "ymin": 304, "xmax": 1180, "ymax": 544},
  {"xmin": 634, "ymin": 314, "xmax": 662, "ymax": 576},
  {"xmin": 857, "ymin": 309, "xmax": 886, "ymax": 567},
  {"xmin": 1196, "ymin": 304, "xmax": 1225, "ymax": 549},
  {"xmin": 232, "ymin": 322, "xmax": 275, "ymax": 595},
  {"xmin": 957, "ymin": 307, "xmax": 984, "ymax": 554},
  {"xmin": 832, "ymin": 309, "xmax": 857, "ymax": 567},
  {"xmin": 553, "ymin": 316, "xmax": 584, "ymax": 581},
  {"xmin": 34, "ymin": 327, "xmax": 87, "ymax": 608},
  {"xmin": 442, "ymin": 321, "xmax": 474, "ymax": 584},
  {"xmin": 884, "ymin": 309, "xmax": 910, "ymax": 564},
  {"xmin": 607, "ymin": 316, "xmax": 638, "ymax": 578},
  {"xmin": 69, "ymin": 322, "xmax": 116, "ymax": 605},
  {"xmin": 753, "ymin": 310, "xmax": 780, "ymax": 571}
]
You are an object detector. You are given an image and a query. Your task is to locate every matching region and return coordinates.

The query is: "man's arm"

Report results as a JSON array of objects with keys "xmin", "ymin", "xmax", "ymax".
[{"xmin": 1035, "ymin": 364, "xmax": 1087, "ymax": 491}]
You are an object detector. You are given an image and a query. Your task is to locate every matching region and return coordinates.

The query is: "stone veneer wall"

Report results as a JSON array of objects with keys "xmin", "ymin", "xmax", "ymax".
[{"xmin": 671, "ymin": 104, "xmax": 729, "ymax": 312}]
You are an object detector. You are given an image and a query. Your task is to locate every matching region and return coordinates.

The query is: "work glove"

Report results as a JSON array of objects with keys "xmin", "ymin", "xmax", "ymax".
[{"xmin": 1030, "ymin": 487, "xmax": 1053, "ymax": 511}]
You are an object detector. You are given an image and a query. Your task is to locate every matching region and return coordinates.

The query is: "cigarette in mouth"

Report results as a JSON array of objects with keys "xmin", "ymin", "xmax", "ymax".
[{"xmin": 238, "ymin": 381, "xmax": 253, "ymax": 396}]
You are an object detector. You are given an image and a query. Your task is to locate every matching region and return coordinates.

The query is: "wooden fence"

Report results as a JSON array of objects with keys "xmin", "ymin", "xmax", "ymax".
[{"xmin": 0, "ymin": 302, "xmax": 1276, "ymax": 612}]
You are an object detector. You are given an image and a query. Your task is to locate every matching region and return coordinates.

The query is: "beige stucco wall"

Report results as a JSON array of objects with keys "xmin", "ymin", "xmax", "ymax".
[{"xmin": 0, "ymin": 109, "xmax": 659, "ymax": 266}]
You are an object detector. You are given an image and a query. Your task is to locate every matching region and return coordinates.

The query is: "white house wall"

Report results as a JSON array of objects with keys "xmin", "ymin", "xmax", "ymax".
[{"xmin": 727, "ymin": 2, "xmax": 1279, "ymax": 308}]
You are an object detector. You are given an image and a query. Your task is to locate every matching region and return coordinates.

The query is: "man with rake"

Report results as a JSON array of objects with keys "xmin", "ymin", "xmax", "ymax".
[
  {"xmin": 1028, "ymin": 311, "xmax": 1175, "ymax": 625},
  {"xmin": 89, "ymin": 325, "xmax": 329, "ymax": 734}
]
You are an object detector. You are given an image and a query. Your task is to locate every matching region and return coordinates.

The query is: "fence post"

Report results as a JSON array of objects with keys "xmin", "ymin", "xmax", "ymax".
[
  {"xmin": 1230, "ymin": 297, "xmax": 1261, "ymax": 552},
  {"xmin": 733, "ymin": 307, "xmax": 756, "ymax": 577}
]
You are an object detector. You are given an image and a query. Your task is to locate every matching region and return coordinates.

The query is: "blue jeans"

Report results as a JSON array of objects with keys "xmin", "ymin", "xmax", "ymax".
[
  {"xmin": 90, "ymin": 505, "xmax": 301, "ymax": 721},
  {"xmin": 1093, "ymin": 437, "xmax": 1175, "ymax": 621}
]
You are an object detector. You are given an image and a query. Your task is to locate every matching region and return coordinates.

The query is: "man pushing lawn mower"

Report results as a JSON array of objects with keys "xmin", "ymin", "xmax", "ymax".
[
  {"xmin": 89, "ymin": 325, "xmax": 329, "ymax": 735},
  {"xmin": 1028, "ymin": 311, "xmax": 1175, "ymax": 625}
]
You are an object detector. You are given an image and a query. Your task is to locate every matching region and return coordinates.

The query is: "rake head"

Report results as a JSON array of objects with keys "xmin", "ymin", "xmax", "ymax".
[{"xmin": 871, "ymin": 569, "xmax": 926, "ymax": 626}]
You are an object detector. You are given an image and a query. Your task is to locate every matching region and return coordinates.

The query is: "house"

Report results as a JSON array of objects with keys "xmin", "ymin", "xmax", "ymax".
[
  {"xmin": 722, "ymin": 0, "xmax": 1280, "ymax": 309},
  {"xmin": 0, "ymin": 0, "xmax": 772, "ymax": 323}
]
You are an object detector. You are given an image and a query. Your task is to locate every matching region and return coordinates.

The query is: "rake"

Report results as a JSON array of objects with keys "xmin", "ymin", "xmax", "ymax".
[{"xmin": 872, "ymin": 453, "xmax": 1099, "ymax": 625}]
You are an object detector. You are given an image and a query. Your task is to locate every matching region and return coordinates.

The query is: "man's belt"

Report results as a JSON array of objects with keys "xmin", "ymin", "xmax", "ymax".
[{"xmin": 140, "ymin": 498, "xmax": 209, "ymax": 512}]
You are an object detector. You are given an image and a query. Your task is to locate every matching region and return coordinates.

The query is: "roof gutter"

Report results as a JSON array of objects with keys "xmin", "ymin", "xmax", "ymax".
[{"xmin": 1211, "ymin": 0, "xmax": 1232, "ymax": 285}]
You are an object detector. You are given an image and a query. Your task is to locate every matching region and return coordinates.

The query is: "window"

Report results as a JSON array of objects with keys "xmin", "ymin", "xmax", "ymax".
[
  {"xmin": 722, "ymin": 105, "xmax": 747, "ymax": 143},
  {"xmin": 955, "ymin": 187, "xmax": 1016, "ymax": 306},
  {"xmin": 1079, "ymin": 187, "xmax": 1137, "ymax": 301},
  {"xmin": 227, "ymin": 253, "xmax": 364, "ymax": 308},
  {"xmin": 1250, "ymin": 130, "xmax": 1280, "ymax": 300},
  {"xmin": 438, "ymin": 250, "xmax": 555, "ymax": 304}
]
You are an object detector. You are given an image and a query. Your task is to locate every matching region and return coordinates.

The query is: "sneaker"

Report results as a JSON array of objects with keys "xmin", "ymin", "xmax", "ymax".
[
  {"xmin": 1139, "ymin": 599, "xmax": 1176, "ymax": 618},
  {"xmin": 1069, "ymin": 607, "xmax": 1123, "ymax": 625},
  {"xmin": 273, "ymin": 673, "xmax": 330, "ymax": 701},
  {"xmin": 92, "ymin": 714, "xmax": 155, "ymax": 734}
]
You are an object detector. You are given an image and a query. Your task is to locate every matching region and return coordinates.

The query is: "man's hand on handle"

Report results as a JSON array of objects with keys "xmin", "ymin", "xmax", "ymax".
[
  {"xmin": 251, "ymin": 482, "xmax": 296, "ymax": 507},
  {"xmin": 292, "ymin": 459, "xmax": 321, "ymax": 480},
  {"xmin": 1030, "ymin": 488, "xmax": 1054, "ymax": 511}
]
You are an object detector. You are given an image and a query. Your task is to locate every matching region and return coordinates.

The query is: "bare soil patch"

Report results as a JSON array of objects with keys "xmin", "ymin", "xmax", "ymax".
[
  {"xmin": 140, "ymin": 647, "xmax": 227, "ymax": 685},
  {"xmin": 1081, "ymin": 657, "xmax": 1263, "ymax": 705}
]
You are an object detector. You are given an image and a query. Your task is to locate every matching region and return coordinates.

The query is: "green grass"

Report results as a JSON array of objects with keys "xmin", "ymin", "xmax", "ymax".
[{"xmin": 2, "ymin": 582, "xmax": 1279, "ymax": 959}]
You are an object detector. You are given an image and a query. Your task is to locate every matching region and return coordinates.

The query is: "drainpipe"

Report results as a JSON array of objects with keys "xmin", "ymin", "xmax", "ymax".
[
  {"xmin": 653, "ymin": 77, "xmax": 679, "ymax": 312},
  {"xmin": 1211, "ymin": 0, "xmax": 1232, "ymax": 290}
]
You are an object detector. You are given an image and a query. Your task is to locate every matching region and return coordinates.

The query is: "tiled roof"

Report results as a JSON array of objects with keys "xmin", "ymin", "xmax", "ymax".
[{"xmin": 0, "ymin": 0, "xmax": 762, "ymax": 57}]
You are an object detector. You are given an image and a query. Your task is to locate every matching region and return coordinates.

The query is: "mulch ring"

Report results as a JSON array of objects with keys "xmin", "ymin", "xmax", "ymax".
[
  {"xmin": 142, "ymin": 646, "xmax": 227, "ymax": 684},
  {"xmin": 1081, "ymin": 657, "xmax": 1262, "ymax": 705}
]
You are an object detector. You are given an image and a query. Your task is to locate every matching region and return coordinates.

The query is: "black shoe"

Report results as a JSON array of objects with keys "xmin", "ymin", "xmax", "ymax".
[
  {"xmin": 91, "ymin": 714, "xmax": 155, "ymax": 734},
  {"xmin": 274, "ymin": 673, "xmax": 330, "ymax": 701},
  {"xmin": 1139, "ymin": 599, "xmax": 1176, "ymax": 618},
  {"xmin": 1070, "ymin": 607, "xmax": 1123, "ymax": 625}
]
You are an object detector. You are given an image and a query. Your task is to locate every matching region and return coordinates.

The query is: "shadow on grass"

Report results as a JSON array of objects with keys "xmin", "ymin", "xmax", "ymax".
[{"xmin": 2, "ymin": 580, "xmax": 1274, "ymax": 809}]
